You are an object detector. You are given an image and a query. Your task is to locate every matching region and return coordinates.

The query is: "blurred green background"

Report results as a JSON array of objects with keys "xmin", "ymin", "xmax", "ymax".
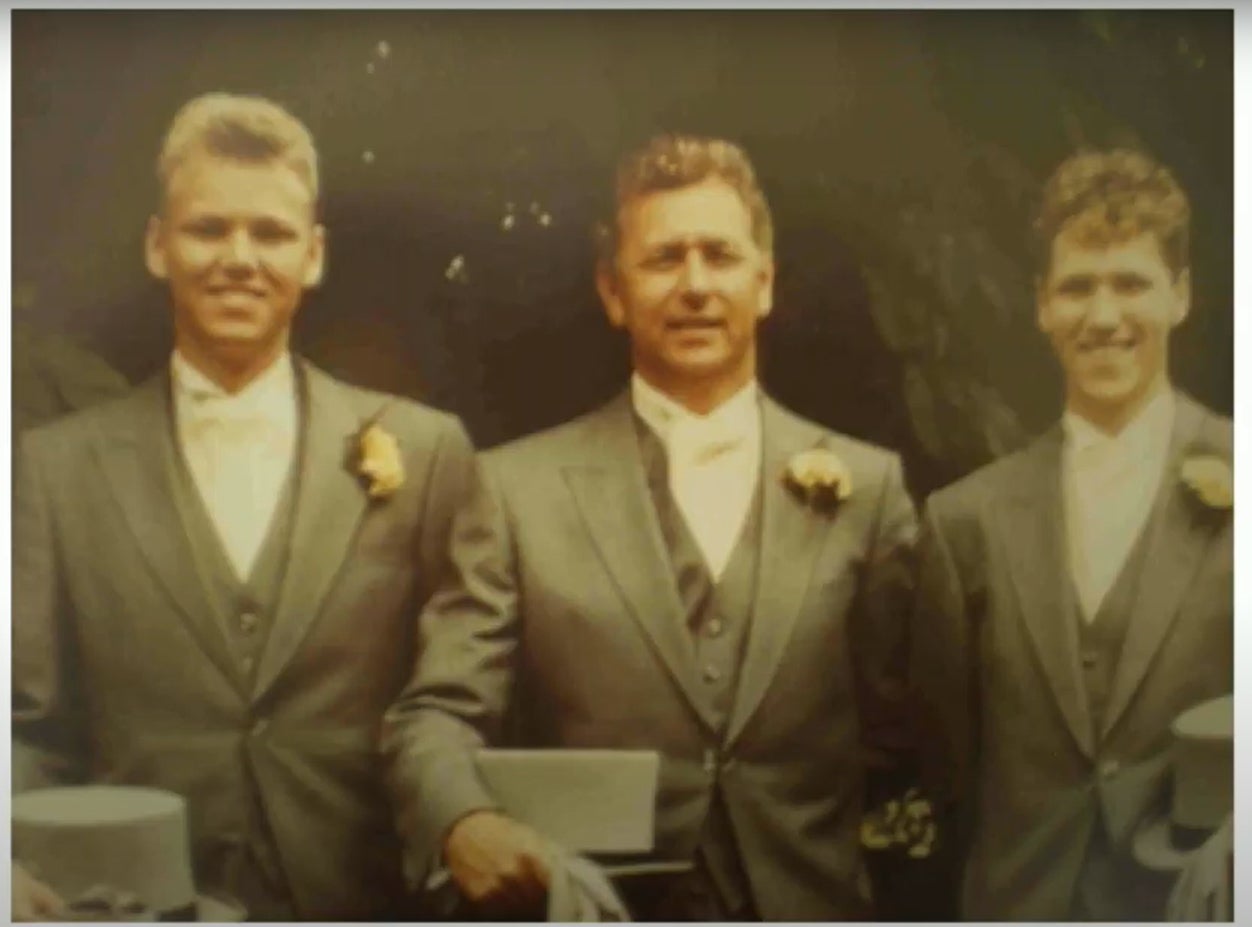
[{"xmin": 12, "ymin": 9, "xmax": 1232, "ymax": 497}]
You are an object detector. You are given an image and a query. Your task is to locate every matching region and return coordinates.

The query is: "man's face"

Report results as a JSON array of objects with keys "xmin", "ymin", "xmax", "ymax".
[
  {"xmin": 145, "ymin": 153, "xmax": 325, "ymax": 372},
  {"xmin": 597, "ymin": 178, "xmax": 774, "ymax": 398},
  {"xmin": 1037, "ymin": 229, "xmax": 1189, "ymax": 423}
]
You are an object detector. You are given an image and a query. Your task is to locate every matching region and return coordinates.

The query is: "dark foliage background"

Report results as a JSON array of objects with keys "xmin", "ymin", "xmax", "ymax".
[{"xmin": 13, "ymin": 9, "xmax": 1232, "ymax": 499}]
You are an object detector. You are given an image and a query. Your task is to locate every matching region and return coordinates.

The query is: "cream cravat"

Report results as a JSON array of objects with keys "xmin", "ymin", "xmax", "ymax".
[
  {"xmin": 173, "ymin": 354, "xmax": 296, "ymax": 580},
  {"xmin": 667, "ymin": 414, "xmax": 753, "ymax": 580},
  {"xmin": 182, "ymin": 401, "xmax": 283, "ymax": 579}
]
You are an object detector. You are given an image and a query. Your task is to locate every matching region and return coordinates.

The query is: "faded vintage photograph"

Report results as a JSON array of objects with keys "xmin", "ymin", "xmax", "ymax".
[{"xmin": 10, "ymin": 8, "xmax": 1233, "ymax": 922}]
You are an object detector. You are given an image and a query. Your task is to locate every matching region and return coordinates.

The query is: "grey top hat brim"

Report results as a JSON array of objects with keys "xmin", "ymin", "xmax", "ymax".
[
  {"xmin": 196, "ymin": 893, "xmax": 246, "ymax": 922},
  {"xmin": 1131, "ymin": 811, "xmax": 1198, "ymax": 872}
]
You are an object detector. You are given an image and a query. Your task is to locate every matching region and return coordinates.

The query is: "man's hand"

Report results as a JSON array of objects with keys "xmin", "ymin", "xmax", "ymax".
[
  {"xmin": 12, "ymin": 862, "xmax": 65, "ymax": 922},
  {"xmin": 443, "ymin": 809, "xmax": 552, "ymax": 914}
]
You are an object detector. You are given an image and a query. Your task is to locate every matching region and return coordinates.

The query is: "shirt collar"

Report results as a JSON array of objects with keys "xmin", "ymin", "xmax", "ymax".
[
  {"xmin": 630, "ymin": 373, "xmax": 760, "ymax": 446},
  {"xmin": 1063, "ymin": 388, "xmax": 1175, "ymax": 459},
  {"xmin": 171, "ymin": 350, "xmax": 297, "ymax": 427}
]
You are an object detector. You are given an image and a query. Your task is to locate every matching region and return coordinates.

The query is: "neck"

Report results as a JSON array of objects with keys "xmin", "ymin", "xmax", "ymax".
[
  {"xmin": 1066, "ymin": 376, "xmax": 1170, "ymax": 436},
  {"xmin": 636, "ymin": 370, "xmax": 753, "ymax": 416},
  {"xmin": 174, "ymin": 338, "xmax": 288, "ymax": 395}
]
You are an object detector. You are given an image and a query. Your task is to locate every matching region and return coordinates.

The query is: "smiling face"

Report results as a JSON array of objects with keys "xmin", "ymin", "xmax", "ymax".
[
  {"xmin": 145, "ymin": 152, "xmax": 325, "ymax": 389},
  {"xmin": 597, "ymin": 177, "xmax": 774, "ymax": 411},
  {"xmin": 1037, "ymin": 228, "xmax": 1189, "ymax": 430}
]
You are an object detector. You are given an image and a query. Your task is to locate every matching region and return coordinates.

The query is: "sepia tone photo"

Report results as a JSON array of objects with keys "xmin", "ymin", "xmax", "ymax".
[{"xmin": 10, "ymin": 8, "xmax": 1233, "ymax": 922}]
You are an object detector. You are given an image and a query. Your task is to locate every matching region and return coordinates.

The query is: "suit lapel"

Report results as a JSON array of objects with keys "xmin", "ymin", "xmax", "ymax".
[
  {"xmin": 1101, "ymin": 395, "xmax": 1221, "ymax": 738},
  {"xmin": 252, "ymin": 362, "xmax": 371, "ymax": 698},
  {"xmin": 562, "ymin": 394, "xmax": 718, "ymax": 732},
  {"xmin": 996, "ymin": 428, "xmax": 1096, "ymax": 758},
  {"xmin": 93, "ymin": 373, "xmax": 244, "ymax": 690},
  {"xmin": 725, "ymin": 398, "xmax": 837, "ymax": 747}
]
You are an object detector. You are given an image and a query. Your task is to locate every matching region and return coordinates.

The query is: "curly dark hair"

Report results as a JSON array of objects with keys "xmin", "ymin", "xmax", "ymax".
[{"xmin": 1033, "ymin": 148, "xmax": 1190, "ymax": 277}]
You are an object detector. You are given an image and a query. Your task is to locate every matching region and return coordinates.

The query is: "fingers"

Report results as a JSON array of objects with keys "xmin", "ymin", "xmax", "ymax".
[
  {"xmin": 12, "ymin": 865, "xmax": 66, "ymax": 922},
  {"xmin": 443, "ymin": 811, "xmax": 552, "ymax": 915}
]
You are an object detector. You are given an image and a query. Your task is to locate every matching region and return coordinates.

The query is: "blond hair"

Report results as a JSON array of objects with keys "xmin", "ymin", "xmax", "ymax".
[{"xmin": 156, "ymin": 92, "xmax": 319, "ymax": 204}]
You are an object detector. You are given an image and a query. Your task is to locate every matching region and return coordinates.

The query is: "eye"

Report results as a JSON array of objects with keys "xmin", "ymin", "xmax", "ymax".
[
  {"xmin": 251, "ymin": 219, "xmax": 299, "ymax": 244},
  {"xmin": 639, "ymin": 245, "xmax": 684, "ymax": 270},
  {"xmin": 1111, "ymin": 273, "xmax": 1150, "ymax": 295},
  {"xmin": 702, "ymin": 244, "xmax": 742, "ymax": 266},
  {"xmin": 1054, "ymin": 276, "xmax": 1094, "ymax": 299},
  {"xmin": 181, "ymin": 216, "xmax": 228, "ymax": 240}
]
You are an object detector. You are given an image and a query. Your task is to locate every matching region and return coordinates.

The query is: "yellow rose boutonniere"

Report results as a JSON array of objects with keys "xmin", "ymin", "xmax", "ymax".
[
  {"xmin": 1180, "ymin": 453, "xmax": 1233, "ymax": 513},
  {"xmin": 860, "ymin": 787, "xmax": 937, "ymax": 859},
  {"xmin": 782, "ymin": 446, "xmax": 853, "ymax": 514},
  {"xmin": 353, "ymin": 404, "xmax": 405, "ymax": 501}
]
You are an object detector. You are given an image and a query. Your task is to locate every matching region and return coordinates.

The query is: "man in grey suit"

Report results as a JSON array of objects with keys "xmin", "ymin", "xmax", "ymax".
[
  {"xmin": 910, "ymin": 148, "xmax": 1232, "ymax": 920},
  {"xmin": 383, "ymin": 134, "xmax": 919, "ymax": 920},
  {"xmin": 12, "ymin": 92, "xmax": 479, "ymax": 920}
]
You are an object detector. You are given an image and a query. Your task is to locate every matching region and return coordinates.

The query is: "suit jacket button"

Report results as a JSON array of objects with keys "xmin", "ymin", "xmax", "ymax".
[
  {"xmin": 705, "ymin": 619, "xmax": 724, "ymax": 638},
  {"xmin": 1099, "ymin": 758, "xmax": 1120, "ymax": 778},
  {"xmin": 702, "ymin": 749, "xmax": 716, "ymax": 774},
  {"xmin": 239, "ymin": 611, "xmax": 259, "ymax": 633},
  {"xmin": 251, "ymin": 718, "xmax": 269, "ymax": 737},
  {"xmin": 241, "ymin": 655, "xmax": 255, "ymax": 674},
  {"xmin": 702, "ymin": 665, "xmax": 721, "ymax": 683}
]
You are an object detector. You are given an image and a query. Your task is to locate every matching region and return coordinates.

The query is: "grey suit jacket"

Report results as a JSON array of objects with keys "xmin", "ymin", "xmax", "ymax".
[
  {"xmin": 13, "ymin": 359, "xmax": 478, "ymax": 920},
  {"xmin": 910, "ymin": 392, "xmax": 1233, "ymax": 920},
  {"xmin": 383, "ymin": 390, "xmax": 918, "ymax": 920}
]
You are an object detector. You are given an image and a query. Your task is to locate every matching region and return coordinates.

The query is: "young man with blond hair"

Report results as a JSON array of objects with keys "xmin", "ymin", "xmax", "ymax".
[{"xmin": 13, "ymin": 92, "xmax": 481, "ymax": 920}]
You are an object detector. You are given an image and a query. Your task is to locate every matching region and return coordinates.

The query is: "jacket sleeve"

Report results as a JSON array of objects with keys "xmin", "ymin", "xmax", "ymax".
[
  {"xmin": 849, "ymin": 452, "xmax": 920, "ymax": 789},
  {"xmin": 908, "ymin": 495, "xmax": 981, "ymax": 839},
  {"xmin": 12, "ymin": 431, "xmax": 89, "ymax": 791},
  {"xmin": 381, "ymin": 421, "xmax": 519, "ymax": 888}
]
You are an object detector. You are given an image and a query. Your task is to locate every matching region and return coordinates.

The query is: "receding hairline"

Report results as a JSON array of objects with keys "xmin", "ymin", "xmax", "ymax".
[{"xmin": 597, "ymin": 133, "xmax": 775, "ymax": 269}]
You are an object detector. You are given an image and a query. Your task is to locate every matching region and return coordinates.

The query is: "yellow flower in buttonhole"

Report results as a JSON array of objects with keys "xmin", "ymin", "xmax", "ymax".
[
  {"xmin": 1179, "ymin": 453, "xmax": 1233, "ymax": 512},
  {"xmin": 354, "ymin": 405, "xmax": 404, "ymax": 500}
]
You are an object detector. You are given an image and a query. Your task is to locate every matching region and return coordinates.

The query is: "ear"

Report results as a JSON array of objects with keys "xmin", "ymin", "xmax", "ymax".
[
  {"xmin": 302, "ymin": 223, "xmax": 327, "ymax": 288},
  {"xmin": 143, "ymin": 215, "xmax": 169, "ymax": 280},
  {"xmin": 1033, "ymin": 274, "xmax": 1050, "ymax": 333},
  {"xmin": 756, "ymin": 255, "xmax": 775, "ymax": 319},
  {"xmin": 596, "ymin": 261, "xmax": 627, "ymax": 329},
  {"xmin": 1170, "ymin": 268, "xmax": 1192, "ymax": 326}
]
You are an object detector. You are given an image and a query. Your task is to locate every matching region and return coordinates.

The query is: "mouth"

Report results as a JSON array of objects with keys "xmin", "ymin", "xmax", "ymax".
[
  {"xmin": 1076, "ymin": 334, "xmax": 1139, "ymax": 355},
  {"xmin": 207, "ymin": 284, "xmax": 267, "ymax": 300},
  {"xmin": 666, "ymin": 318, "xmax": 725, "ymax": 333}
]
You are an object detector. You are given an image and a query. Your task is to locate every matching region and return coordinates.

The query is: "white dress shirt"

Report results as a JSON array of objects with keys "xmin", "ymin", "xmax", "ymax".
[
  {"xmin": 1062, "ymin": 389, "xmax": 1175, "ymax": 621},
  {"xmin": 632, "ymin": 374, "xmax": 762, "ymax": 581},
  {"xmin": 172, "ymin": 351, "xmax": 298, "ymax": 580}
]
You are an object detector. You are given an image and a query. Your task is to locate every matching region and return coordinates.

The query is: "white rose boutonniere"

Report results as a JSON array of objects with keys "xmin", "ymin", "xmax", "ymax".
[
  {"xmin": 782, "ymin": 446, "xmax": 853, "ymax": 514},
  {"xmin": 352, "ymin": 404, "xmax": 405, "ymax": 501},
  {"xmin": 1179, "ymin": 452, "xmax": 1233, "ymax": 514}
]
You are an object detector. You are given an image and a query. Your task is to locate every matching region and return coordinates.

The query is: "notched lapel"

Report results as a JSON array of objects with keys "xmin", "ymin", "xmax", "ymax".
[
  {"xmin": 93, "ymin": 375, "xmax": 243, "ymax": 690},
  {"xmin": 725, "ymin": 400, "xmax": 839, "ymax": 747},
  {"xmin": 1101, "ymin": 398, "xmax": 1226, "ymax": 738},
  {"xmin": 252, "ymin": 364, "xmax": 372, "ymax": 698},
  {"xmin": 996, "ymin": 430, "xmax": 1095, "ymax": 758},
  {"xmin": 562, "ymin": 399, "xmax": 717, "ymax": 732}
]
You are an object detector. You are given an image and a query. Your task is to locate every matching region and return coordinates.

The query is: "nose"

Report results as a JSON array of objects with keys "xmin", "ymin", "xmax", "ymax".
[
  {"xmin": 678, "ymin": 253, "xmax": 711, "ymax": 307},
  {"xmin": 1086, "ymin": 284, "xmax": 1121, "ymax": 329},
  {"xmin": 222, "ymin": 229, "xmax": 259, "ymax": 272}
]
